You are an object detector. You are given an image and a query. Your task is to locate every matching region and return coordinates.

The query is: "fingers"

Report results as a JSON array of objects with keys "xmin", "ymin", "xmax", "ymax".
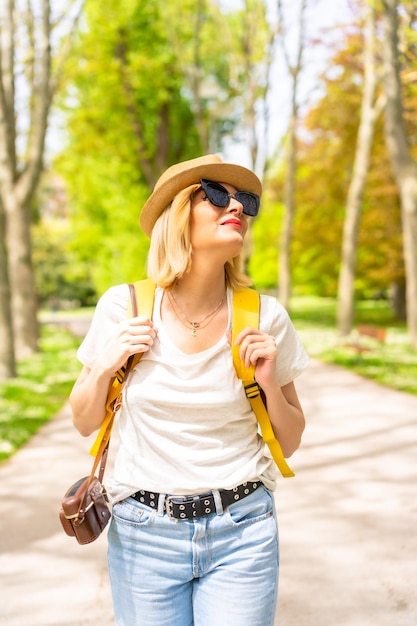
[
  {"xmin": 100, "ymin": 317, "xmax": 158, "ymax": 374},
  {"xmin": 119, "ymin": 316, "xmax": 158, "ymax": 353},
  {"xmin": 234, "ymin": 327, "xmax": 276, "ymax": 367}
]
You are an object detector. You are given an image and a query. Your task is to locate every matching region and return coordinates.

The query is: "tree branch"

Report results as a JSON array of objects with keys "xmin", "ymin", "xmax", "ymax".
[
  {"xmin": 0, "ymin": 0, "xmax": 17, "ymax": 188},
  {"xmin": 16, "ymin": 0, "xmax": 51, "ymax": 206},
  {"xmin": 24, "ymin": 0, "xmax": 36, "ymax": 145},
  {"xmin": 49, "ymin": 0, "xmax": 86, "ymax": 99}
]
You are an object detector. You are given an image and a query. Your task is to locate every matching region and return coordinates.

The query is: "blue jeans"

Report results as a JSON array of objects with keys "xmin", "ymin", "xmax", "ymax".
[{"xmin": 108, "ymin": 485, "xmax": 279, "ymax": 626}]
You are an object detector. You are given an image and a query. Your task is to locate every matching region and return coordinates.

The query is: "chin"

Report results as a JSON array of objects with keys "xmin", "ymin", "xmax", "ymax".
[{"xmin": 224, "ymin": 239, "xmax": 245, "ymax": 258}]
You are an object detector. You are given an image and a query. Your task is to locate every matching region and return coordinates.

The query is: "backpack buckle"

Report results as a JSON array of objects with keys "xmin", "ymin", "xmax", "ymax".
[
  {"xmin": 244, "ymin": 382, "xmax": 261, "ymax": 399},
  {"xmin": 115, "ymin": 366, "xmax": 126, "ymax": 383}
]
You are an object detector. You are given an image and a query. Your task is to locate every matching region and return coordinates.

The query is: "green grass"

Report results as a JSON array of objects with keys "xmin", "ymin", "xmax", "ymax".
[
  {"xmin": 0, "ymin": 325, "xmax": 81, "ymax": 462},
  {"xmin": 1, "ymin": 297, "xmax": 416, "ymax": 464},
  {"xmin": 290, "ymin": 296, "xmax": 417, "ymax": 395}
]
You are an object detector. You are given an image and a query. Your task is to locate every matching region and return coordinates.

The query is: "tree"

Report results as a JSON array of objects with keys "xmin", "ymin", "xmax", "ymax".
[
  {"xmin": 0, "ymin": 0, "xmax": 84, "ymax": 377},
  {"xmin": 56, "ymin": 0, "xmax": 278, "ymax": 293},
  {"xmin": 56, "ymin": 0, "xmax": 204, "ymax": 294},
  {"xmin": 233, "ymin": 0, "xmax": 277, "ymax": 174},
  {"xmin": 276, "ymin": 0, "xmax": 308, "ymax": 309},
  {"xmin": 0, "ymin": 203, "xmax": 15, "ymax": 378},
  {"xmin": 291, "ymin": 33, "xmax": 405, "ymax": 302},
  {"xmin": 161, "ymin": 0, "xmax": 235, "ymax": 154},
  {"xmin": 251, "ymin": 28, "xmax": 406, "ymax": 302},
  {"xmin": 337, "ymin": 5, "xmax": 385, "ymax": 336},
  {"xmin": 381, "ymin": 0, "xmax": 417, "ymax": 347},
  {"xmin": 225, "ymin": 0, "xmax": 278, "ymax": 269}
]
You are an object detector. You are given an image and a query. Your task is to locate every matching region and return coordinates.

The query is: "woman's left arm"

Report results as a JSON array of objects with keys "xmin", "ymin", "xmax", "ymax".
[{"xmin": 235, "ymin": 327, "xmax": 305, "ymax": 458}]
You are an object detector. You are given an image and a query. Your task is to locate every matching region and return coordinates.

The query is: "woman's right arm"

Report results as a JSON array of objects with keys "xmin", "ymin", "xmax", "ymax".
[
  {"xmin": 70, "ymin": 315, "xmax": 158, "ymax": 436},
  {"xmin": 69, "ymin": 364, "xmax": 115, "ymax": 437}
]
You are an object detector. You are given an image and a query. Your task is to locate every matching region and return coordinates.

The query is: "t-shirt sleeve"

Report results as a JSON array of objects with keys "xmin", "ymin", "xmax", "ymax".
[
  {"xmin": 77, "ymin": 284, "xmax": 130, "ymax": 368},
  {"xmin": 259, "ymin": 295, "xmax": 309, "ymax": 387}
]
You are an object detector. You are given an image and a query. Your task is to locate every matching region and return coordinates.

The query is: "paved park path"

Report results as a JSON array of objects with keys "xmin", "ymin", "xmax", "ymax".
[{"xmin": 1, "ymin": 328, "xmax": 416, "ymax": 625}]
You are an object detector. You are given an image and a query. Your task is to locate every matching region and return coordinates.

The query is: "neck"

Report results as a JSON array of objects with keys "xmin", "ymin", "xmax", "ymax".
[{"xmin": 170, "ymin": 269, "xmax": 227, "ymax": 315}]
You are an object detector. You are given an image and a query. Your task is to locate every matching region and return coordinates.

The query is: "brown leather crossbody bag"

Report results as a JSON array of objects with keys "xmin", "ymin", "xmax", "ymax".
[{"xmin": 59, "ymin": 284, "xmax": 138, "ymax": 544}]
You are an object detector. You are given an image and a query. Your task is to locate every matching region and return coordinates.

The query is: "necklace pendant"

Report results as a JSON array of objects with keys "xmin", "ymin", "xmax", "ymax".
[{"xmin": 167, "ymin": 289, "xmax": 225, "ymax": 336}]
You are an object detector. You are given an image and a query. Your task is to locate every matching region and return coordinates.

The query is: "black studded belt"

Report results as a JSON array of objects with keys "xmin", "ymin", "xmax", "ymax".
[{"xmin": 130, "ymin": 481, "xmax": 261, "ymax": 520}]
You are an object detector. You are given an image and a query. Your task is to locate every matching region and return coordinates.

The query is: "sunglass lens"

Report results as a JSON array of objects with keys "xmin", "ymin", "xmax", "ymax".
[
  {"xmin": 204, "ymin": 181, "xmax": 229, "ymax": 207},
  {"xmin": 235, "ymin": 192, "xmax": 260, "ymax": 217}
]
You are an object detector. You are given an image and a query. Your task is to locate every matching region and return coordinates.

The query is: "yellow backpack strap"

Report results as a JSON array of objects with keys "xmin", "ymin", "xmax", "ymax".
[
  {"xmin": 231, "ymin": 288, "xmax": 295, "ymax": 478},
  {"xmin": 89, "ymin": 279, "xmax": 156, "ymax": 456},
  {"xmin": 128, "ymin": 278, "xmax": 157, "ymax": 370}
]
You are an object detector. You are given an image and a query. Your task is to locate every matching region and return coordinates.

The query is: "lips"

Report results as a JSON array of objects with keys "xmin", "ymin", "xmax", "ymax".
[{"xmin": 221, "ymin": 218, "xmax": 242, "ymax": 227}]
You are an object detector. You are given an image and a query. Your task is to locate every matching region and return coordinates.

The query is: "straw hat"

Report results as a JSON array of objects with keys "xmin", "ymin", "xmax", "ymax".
[{"xmin": 139, "ymin": 154, "xmax": 262, "ymax": 237}]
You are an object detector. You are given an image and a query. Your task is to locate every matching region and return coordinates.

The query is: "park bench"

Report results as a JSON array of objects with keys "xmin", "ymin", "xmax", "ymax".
[{"xmin": 345, "ymin": 325, "xmax": 387, "ymax": 354}]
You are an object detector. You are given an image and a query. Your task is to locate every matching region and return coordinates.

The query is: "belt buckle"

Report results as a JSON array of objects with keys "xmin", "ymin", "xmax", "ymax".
[
  {"xmin": 165, "ymin": 495, "xmax": 187, "ymax": 519},
  {"xmin": 166, "ymin": 492, "xmax": 216, "ymax": 520},
  {"xmin": 165, "ymin": 495, "xmax": 175, "ymax": 518}
]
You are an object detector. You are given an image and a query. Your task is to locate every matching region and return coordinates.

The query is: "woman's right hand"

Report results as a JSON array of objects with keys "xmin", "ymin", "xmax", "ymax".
[
  {"xmin": 70, "ymin": 317, "xmax": 158, "ymax": 436},
  {"xmin": 98, "ymin": 316, "xmax": 158, "ymax": 375}
]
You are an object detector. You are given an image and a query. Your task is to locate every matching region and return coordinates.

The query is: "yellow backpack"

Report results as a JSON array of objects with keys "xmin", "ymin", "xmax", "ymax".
[{"xmin": 90, "ymin": 279, "xmax": 294, "ymax": 478}]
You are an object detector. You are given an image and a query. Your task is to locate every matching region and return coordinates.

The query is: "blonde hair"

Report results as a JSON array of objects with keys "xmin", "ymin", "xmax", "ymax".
[{"xmin": 147, "ymin": 184, "xmax": 252, "ymax": 290}]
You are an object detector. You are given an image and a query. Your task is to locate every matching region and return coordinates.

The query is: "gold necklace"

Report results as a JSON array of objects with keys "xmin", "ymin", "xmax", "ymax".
[{"xmin": 168, "ymin": 290, "xmax": 225, "ymax": 336}]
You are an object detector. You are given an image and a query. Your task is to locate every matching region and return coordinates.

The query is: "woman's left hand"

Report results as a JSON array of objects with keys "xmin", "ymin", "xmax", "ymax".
[
  {"xmin": 234, "ymin": 327, "xmax": 277, "ymax": 390},
  {"xmin": 230, "ymin": 327, "xmax": 305, "ymax": 458}
]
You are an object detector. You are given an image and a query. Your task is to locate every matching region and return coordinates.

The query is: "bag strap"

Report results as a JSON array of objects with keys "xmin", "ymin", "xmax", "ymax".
[
  {"xmin": 90, "ymin": 280, "xmax": 294, "ymax": 479},
  {"xmin": 76, "ymin": 284, "xmax": 139, "ymax": 520},
  {"xmin": 89, "ymin": 279, "xmax": 156, "ymax": 457},
  {"xmin": 231, "ymin": 288, "xmax": 295, "ymax": 478}
]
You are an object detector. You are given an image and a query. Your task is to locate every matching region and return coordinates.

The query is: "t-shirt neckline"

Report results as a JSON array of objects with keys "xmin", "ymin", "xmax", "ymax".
[{"xmin": 153, "ymin": 286, "xmax": 231, "ymax": 357}]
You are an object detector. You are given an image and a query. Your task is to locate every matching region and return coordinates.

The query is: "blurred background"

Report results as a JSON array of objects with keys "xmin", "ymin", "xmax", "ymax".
[{"xmin": 1, "ymin": 0, "xmax": 417, "ymax": 459}]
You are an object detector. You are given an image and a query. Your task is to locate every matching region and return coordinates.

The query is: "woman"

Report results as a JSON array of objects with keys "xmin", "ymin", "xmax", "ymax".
[{"xmin": 70, "ymin": 154, "xmax": 309, "ymax": 626}]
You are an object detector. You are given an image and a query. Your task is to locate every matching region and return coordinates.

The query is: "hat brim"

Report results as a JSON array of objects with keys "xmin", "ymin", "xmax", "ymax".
[{"xmin": 139, "ymin": 160, "xmax": 262, "ymax": 237}]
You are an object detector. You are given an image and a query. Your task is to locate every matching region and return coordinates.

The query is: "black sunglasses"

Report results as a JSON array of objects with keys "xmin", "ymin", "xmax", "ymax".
[{"xmin": 199, "ymin": 179, "xmax": 260, "ymax": 217}]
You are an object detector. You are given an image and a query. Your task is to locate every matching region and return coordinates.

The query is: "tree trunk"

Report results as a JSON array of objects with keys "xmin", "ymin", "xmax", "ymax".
[
  {"xmin": 0, "ymin": 201, "xmax": 16, "ymax": 379},
  {"xmin": 337, "ymin": 7, "xmax": 383, "ymax": 336},
  {"xmin": 0, "ymin": 0, "xmax": 44, "ymax": 358},
  {"xmin": 391, "ymin": 280, "xmax": 406, "ymax": 321},
  {"xmin": 0, "ymin": 0, "xmax": 84, "ymax": 370},
  {"xmin": 6, "ymin": 197, "xmax": 39, "ymax": 356},
  {"xmin": 0, "ymin": 1, "xmax": 16, "ymax": 377},
  {"xmin": 276, "ymin": 0, "xmax": 307, "ymax": 309},
  {"xmin": 279, "ymin": 113, "xmax": 296, "ymax": 308},
  {"xmin": 382, "ymin": 0, "xmax": 417, "ymax": 348},
  {"xmin": 191, "ymin": 0, "xmax": 210, "ymax": 153}
]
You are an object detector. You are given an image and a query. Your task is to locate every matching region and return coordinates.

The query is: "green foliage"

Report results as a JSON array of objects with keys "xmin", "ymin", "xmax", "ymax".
[
  {"xmin": 251, "ymin": 26, "xmax": 411, "ymax": 300},
  {"xmin": 53, "ymin": 0, "xmax": 277, "ymax": 295},
  {"xmin": 0, "ymin": 326, "xmax": 80, "ymax": 462},
  {"xmin": 32, "ymin": 220, "xmax": 96, "ymax": 306},
  {"xmin": 55, "ymin": 0, "xmax": 205, "ymax": 293},
  {"xmin": 249, "ymin": 190, "xmax": 282, "ymax": 289},
  {"xmin": 290, "ymin": 34, "xmax": 379, "ymax": 297},
  {"xmin": 58, "ymin": 153, "xmax": 152, "ymax": 293},
  {"xmin": 37, "ymin": 0, "xmax": 275, "ymax": 302}
]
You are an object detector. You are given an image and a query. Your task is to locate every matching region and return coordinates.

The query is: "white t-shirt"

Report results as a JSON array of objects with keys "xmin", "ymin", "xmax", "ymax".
[{"xmin": 77, "ymin": 284, "xmax": 309, "ymax": 503}]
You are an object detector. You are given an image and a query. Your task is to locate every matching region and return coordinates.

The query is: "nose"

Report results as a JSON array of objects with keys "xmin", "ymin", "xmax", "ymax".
[{"xmin": 227, "ymin": 195, "xmax": 243, "ymax": 216}]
